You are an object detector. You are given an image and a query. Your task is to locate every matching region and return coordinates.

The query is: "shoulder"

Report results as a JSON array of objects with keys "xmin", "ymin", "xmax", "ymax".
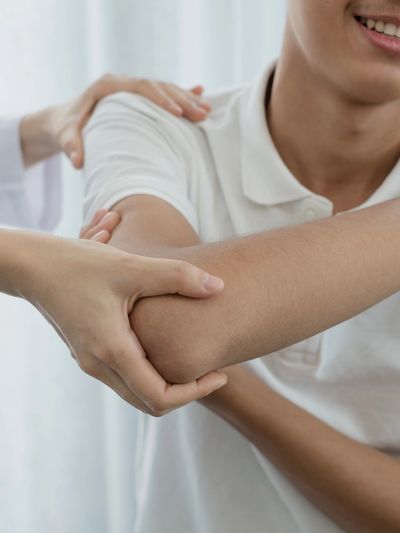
[
  {"xmin": 90, "ymin": 91, "xmax": 196, "ymax": 135},
  {"xmin": 91, "ymin": 85, "xmax": 248, "ymax": 134}
]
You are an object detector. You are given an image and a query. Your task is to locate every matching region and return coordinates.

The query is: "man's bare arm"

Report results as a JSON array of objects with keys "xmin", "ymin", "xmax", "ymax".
[
  {"xmin": 109, "ymin": 194, "xmax": 400, "ymax": 384},
  {"xmin": 201, "ymin": 365, "xmax": 400, "ymax": 533}
]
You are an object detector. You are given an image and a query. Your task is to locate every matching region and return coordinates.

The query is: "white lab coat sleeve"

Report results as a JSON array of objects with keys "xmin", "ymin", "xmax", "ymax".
[{"xmin": 0, "ymin": 117, "xmax": 62, "ymax": 230}]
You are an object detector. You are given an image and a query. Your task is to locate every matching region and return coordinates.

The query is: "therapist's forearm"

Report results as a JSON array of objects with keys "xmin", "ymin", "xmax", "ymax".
[
  {"xmin": 110, "ymin": 195, "xmax": 400, "ymax": 383},
  {"xmin": 20, "ymin": 107, "xmax": 59, "ymax": 167},
  {"xmin": 201, "ymin": 366, "xmax": 400, "ymax": 533},
  {"xmin": 0, "ymin": 228, "xmax": 46, "ymax": 297}
]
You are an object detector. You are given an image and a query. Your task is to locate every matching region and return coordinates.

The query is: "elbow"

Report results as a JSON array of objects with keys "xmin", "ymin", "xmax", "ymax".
[{"xmin": 130, "ymin": 294, "xmax": 218, "ymax": 384}]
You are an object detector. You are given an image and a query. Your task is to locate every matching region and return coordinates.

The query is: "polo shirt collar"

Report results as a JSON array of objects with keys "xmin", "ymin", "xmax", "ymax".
[
  {"xmin": 358, "ymin": 158, "xmax": 400, "ymax": 209},
  {"xmin": 240, "ymin": 62, "xmax": 312, "ymax": 207},
  {"xmin": 240, "ymin": 62, "xmax": 400, "ymax": 209}
]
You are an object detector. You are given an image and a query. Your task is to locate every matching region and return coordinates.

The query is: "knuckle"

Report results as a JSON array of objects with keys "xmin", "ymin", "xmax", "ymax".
[
  {"xmin": 173, "ymin": 260, "xmax": 192, "ymax": 278},
  {"xmin": 91, "ymin": 74, "xmax": 115, "ymax": 98},
  {"xmin": 99, "ymin": 73, "xmax": 113, "ymax": 82},
  {"xmin": 135, "ymin": 78, "xmax": 151, "ymax": 91},
  {"xmin": 63, "ymin": 139, "xmax": 76, "ymax": 154},
  {"xmin": 78, "ymin": 357, "xmax": 98, "ymax": 377},
  {"xmin": 146, "ymin": 397, "xmax": 169, "ymax": 418},
  {"xmin": 149, "ymin": 409, "xmax": 163, "ymax": 418},
  {"xmin": 97, "ymin": 349, "xmax": 115, "ymax": 367},
  {"xmin": 90, "ymin": 343, "xmax": 115, "ymax": 367}
]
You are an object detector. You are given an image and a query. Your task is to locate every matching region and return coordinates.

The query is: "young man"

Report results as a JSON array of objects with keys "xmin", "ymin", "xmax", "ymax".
[{"xmin": 83, "ymin": 1, "xmax": 400, "ymax": 531}]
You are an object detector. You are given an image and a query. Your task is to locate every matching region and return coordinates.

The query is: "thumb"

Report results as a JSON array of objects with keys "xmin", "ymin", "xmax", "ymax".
[
  {"xmin": 134, "ymin": 256, "xmax": 224, "ymax": 299},
  {"xmin": 62, "ymin": 128, "xmax": 84, "ymax": 169},
  {"xmin": 69, "ymin": 140, "xmax": 84, "ymax": 169}
]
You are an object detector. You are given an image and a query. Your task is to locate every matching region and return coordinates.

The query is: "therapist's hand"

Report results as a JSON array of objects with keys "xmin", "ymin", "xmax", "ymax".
[
  {"xmin": 16, "ymin": 228, "xmax": 226, "ymax": 416},
  {"xmin": 80, "ymin": 208, "xmax": 121, "ymax": 244},
  {"xmin": 21, "ymin": 77, "xmax": 211, "ymax": 168},
  {"xmin": 52, "ymin": 77, "xmax": 211, "ymax": 169}
]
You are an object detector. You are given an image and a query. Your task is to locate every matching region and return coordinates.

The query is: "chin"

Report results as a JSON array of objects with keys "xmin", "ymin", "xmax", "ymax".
[{"xmin": 336, "ymin": 63, "xmax": 400, "ymax": 105}]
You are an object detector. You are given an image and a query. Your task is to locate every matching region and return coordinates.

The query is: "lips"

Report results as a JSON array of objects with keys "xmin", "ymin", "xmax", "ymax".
[
  {"xmin": 354, "ymin": 14, "xmax": 400, "ymax": 56},
  {"xmin": 356, "ymin": 15, "xmax": 400, "ymax": 37}
]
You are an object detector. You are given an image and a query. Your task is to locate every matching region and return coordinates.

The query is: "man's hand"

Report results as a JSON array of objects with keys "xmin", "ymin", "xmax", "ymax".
[{"xmin": 20, "ymin": 76, "xmax": 211, "ymax": 168}]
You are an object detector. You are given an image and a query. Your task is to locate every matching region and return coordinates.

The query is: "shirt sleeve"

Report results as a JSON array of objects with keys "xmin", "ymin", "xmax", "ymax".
[
  {"xmin": 82, "ymin": 92, "xmax": 199, "ymax": 232},
  {"xmin": 0, "ymin": 117, "xmax": 62, "ymax": 230}
]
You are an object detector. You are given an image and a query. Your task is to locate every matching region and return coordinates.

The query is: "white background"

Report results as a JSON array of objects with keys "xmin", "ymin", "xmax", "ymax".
[{"xmin": 0, "ymin": 2, "xmax": 286, "ymax": 532}]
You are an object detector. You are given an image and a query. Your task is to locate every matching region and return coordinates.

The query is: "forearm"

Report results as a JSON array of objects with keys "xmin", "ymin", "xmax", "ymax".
[
  {"xmin": 110, "ymin": 196, "xmax": 400, "ymax": 383},
  {"xmin": 20, "ymin": 107, "xmax": 59, "ymax": 167},
  {"xmin": 0, "ymin": 229, "xmax": 32, "ymax": 297},
  {"xmin": 0, "ymin": 229, "xmax": 57, "ymax": 299},
  {"xmin": 201, "ymin": 366, "xmax": 400, "ymax": 533}
]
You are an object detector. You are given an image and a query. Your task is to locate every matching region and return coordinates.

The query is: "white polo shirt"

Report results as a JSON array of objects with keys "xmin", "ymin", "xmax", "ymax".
[{"xmin": 83, "ymin": 64, "xmax": 400, "ymax": 533}]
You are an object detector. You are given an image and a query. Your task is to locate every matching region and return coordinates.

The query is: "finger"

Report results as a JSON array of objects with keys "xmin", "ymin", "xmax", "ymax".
[
  {"xmin": 133, "ymin": 256, "xmax": 224, "ymax": 299},
  {"xmin": 92, "ymin": 209, "xmax": 109, "ymax": 225},
  {"xmin": 112, "ymin": 332, "xmax": 227, "ymax": 415},
  {"xmin": 92, "ymin": 230, "xmax": 111, "ymax": 243},
  {"xmin": 186, "ymin": 85, "xmax": 212, "ymax": 111},
  {"xmin": 78, "ymin": 355, "xmax": 149, "ymax": 411},
  {"xmin": 63, "ymin": 129, "xmax": 84, "ymax": 169},
  {"xmin": 92, "ymin": 76, "xmax": 209, "ymax": 118},
  {"xmin": 190, "ymin": 85, "xmax": 204, "ymax": 95},
  {"xmin": 163, "ymin": 371, "xmax": 228, "ymax": 409},
  {"xmin": 80, "ymin": 209, "xmax": 109, "ymax": 238},
  {"xmin": 189, "ymin": 91, "xmax": 212, "ymax": 112},
  {"xmin": 70, "ymin": 148, "xmax": 83, "ymax": 169},
  {"xmin": 134, "ymin": 80, "xmax": 184, "ymax": 117},
  {"xmin": 163, "ymin": 86, "xmax": 209, "ymax": 122},
  {"xmin": 81, "ymin": 212, "xmax": 120, "ymax": 240}
]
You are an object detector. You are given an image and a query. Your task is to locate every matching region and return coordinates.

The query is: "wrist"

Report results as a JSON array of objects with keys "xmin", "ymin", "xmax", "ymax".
[
  {"xmin": 0, "ymin": 230, "xmax": 38, "ymax": 298},
  {"xmin": 20, "ymin": 107, "xmax": 59, "ymax": 167},
  {"xmin": 0, "ymin": 230, "xmax": 62, "ymax": 306}
]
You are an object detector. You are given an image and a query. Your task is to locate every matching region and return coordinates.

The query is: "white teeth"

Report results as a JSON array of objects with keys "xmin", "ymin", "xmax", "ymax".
[
  {"xmin": 384, "ymin": 23, "xmax": 397, "ymax": 35},
  {"xmin": 360, "ymin": 17, "xmax": 400, "ymax": 38}
]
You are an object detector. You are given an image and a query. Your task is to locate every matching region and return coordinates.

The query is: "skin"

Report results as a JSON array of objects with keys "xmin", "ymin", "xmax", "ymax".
[
  {"xmin": 20, "ymin": 75, "xmax": 211, "ymax": 169},
  {"xmin": 201, "ymin": 365, "xmax": 400, "ymax": 533},
  {"xmin": 269, "ymin": 0, "xmax": 400, "ymax": 212},
  {"xmin": 1, "ymin": 219, "xmax": 226, "ymax": 416},
  {"xmin": 92, "ymin": 0, "xmax": 400, "ymax": 529},
  {"xmin": 109, "ymin": 195, "xmax": 400, "ymax": 385},
  {"xmin": 9, "ymin": 77, "xmax": 227, "ymax": 415}
]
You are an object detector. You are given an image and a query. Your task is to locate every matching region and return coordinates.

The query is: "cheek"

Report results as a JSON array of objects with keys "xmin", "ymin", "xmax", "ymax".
[{"xmin": 288, "ymin": 0, "xmax": 347, "ymax": 67}]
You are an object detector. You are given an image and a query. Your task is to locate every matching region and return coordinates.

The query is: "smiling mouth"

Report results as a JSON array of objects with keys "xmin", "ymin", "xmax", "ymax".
[{"xmin": 355, "ymin": 15, "xmax": 400, "ymax": 38}]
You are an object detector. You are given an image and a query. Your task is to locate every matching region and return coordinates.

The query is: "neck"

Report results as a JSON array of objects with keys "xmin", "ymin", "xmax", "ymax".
[{"xmin": 268, "ymin": 27, "xmax": 400, "ymax": 212}]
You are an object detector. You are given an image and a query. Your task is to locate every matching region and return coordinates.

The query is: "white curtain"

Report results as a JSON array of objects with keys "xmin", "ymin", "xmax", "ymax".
[{"xmin": 0, "ymin": 2, "xmax": 286, "ymax": 532}]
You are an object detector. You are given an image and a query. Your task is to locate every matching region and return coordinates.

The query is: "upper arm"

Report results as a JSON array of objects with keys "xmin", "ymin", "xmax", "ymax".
[
  {"xmin": 82, "ymin": 94, "xmax": 222, "ymax": 383},
  {"xmin": 83, "ymin": 92, "xmax": 198, "ymax": 232},
  {"xmin": 110, "ymin": 194, "xmax": 200, "ymax": 256}
]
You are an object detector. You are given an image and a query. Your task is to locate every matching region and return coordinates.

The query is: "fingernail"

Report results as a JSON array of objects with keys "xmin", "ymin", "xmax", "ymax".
[
  {"xmin": 100, "ymin": 212, "xmax": 117, "ymax": 223},
  {"xmin": 202, "ymin": 274, "xmax": 224, "ymax": 292},
  {"xmin": 93, "ymin": 209, "xmax": 107, "ymax": 224},
  {"xmin": 193, "ymin": 104, "xmax": 206, "ymax": 114},
  {"xmin": 170, "ymin": 102, "xmax": 183, "ymax": 114},
  {"xmin": 213, "ymin": 375, "xmax": 228, "ymax": 390},
  {"xmin": 92, "ymin": 230, "xmax": 108, "ymax": 241}
]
